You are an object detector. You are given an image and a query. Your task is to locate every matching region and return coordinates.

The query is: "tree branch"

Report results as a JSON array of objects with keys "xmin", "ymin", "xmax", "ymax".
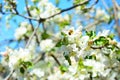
[
  {"xmin": 49, "ymin": 53, "xmax": 61, "ymax": 66},
  {"xmin": 45, "ymin": 0, "xmax": 89, "ymax": 20},
  {"xmin": 25, "ymin": 0, "xmax": 40, "ymax": 44},
  {"xmin": 25, "ymin": 22, "xmax": 40, "ymax": 48},
  {"xmin": 4, "ymin": 69, "xmax": 15, "ymax": 80},
  {"xmin": 1, "ymin": 11, "xmax": 38, "ymax": 21},
  {"xmin": 112, "ymin": 0, "xmax": 120, "ymax": 36},
  {"xmin": 1, "ymin": 0, "xmax": 92, "ymax": 23},
  {"xmin": 33, "ymin": 52, "xmax": 45, "ymax": 64}
]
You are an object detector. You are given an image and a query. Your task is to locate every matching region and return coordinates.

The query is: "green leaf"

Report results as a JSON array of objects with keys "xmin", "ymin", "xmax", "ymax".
[
  {"xmin": 55, "ymin": 0, "xmax": 60, "ymax": 6},
  {"xmin": 73, "ymin": 0, "xmax": 89, "ymax": 6},
  {"xmin": 61, "ymin": 32, "xmax": 67, "ymax": 36},
  {"xmin": 85, "ymin": 55, "xmax": 96, "ymax": 60},
  {"xmin": 108, "ymin": 34, "xmax": 115, "ymax": 40},
  {"xmin": 41, "ymin": 31, "xmax": 50, "ymax": 40},
  {"xmin": 19, "ymin": 60, "xmax": 33, "ymax": 69},
  {"xmin": 59, "ymin": 20, "xmax": 70, "ymax": 29},
  {"xmin": 62, "ymin": 37, "xmax": 69, "ymax": 45},
  {"xmin": 32, "ymin": 0, "xmax": 40, "ymax": 4},
  {"xmin": 86, "ymin": 31, "xmax": 96, "ymax": 39},
  {"xmin": 56, "ymin": 40, "xmax": 63, "ymax": 47},
  {"xmin": 73, "ymin": 0, "xmax": 83, "ymax": 5},
  {"xmin": 116, "ymin": 57, "xmax": 120, "ymax": 62},
  {"xmin": 56, "ymin": 37, "xmax": 69, "ymax": 47},
  {"xmin": 78, "ymin": 58, "xmax": 84, "ymax": 70},
  {"xmin": 106, "ymin": 45, "xmax": 115, "ymax": 50},
  {"xmin": 20, "ymin": 67, "xmax": 25, "ymax": 74},
  {"xmin": 59, "ymin": 65, "xmax": 68, "ymax": 73},
  {"xmin": 108, "ymin": 16, "xmax": 113, "ymax": 24},
  {"xmin": 94, "ymin": 36, "xmax": 109, "ymax": 46},
  {"xmin": 63, "ymin": 52, "xmax": 71, "ymax": 65},
  {"xmin": 116, "ymin": 49, "xmax": 120, "ymax": 54},
  {"xmin": 23, "ymin": 61, "xmax": 33, "ymax": 68}
]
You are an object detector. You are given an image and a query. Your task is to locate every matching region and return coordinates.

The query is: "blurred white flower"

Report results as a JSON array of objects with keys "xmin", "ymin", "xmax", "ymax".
[
  {"xmin": 8, "ymin": 48, "xmax": 32, "ymax": 69},
  {"xmin": 96, "ymin": 8, "xmax": 110, "ymax": 22},
  {"xmin": 40, "ymin": 39, "xmax": 55, "ymax": 51},
  {"xmin": 117, "ymin": 42, "xmax": 120, "ymax": 48},
  {"xmin": 70, "ymin": 44, "xmax": 78, "ymax": 52},
  {"xmin": 38, "ymin": 0, "xmax": 59, "ymax": 18},
  {"xmin": 62, "ymin": 26, "xmax": 82, "ymax": 43},
  {"xmin": 78, "ymin": 36, "xmax": 89, "ymax": 49},
  {"xmin": 68, "ymin": 65, "xmax": 77, "ymax": 75},
  {"xmin": 97, "ymin": 30, "xmax": 109, "ymax": 37},
  {"xmin": 30, "ymin": 9, "xmax": 39, "ymax": 18},
  {"xmin": 83, "ymin": 59, "xmax": 105, "ymax": 77},
  {"xmin": 14, "ymin": 27, "xmax": 27, "ymax": 40},
  {"xmin": 30, "ymin": 68, "xmax": 44, "ymax": 78},
  {"xmin": 118, "ymin": 11, "xmax": 120, "ymax": 19},
  {"xmin": 14, "ymin": 22, "xmax": 32, "ymax": 40}
]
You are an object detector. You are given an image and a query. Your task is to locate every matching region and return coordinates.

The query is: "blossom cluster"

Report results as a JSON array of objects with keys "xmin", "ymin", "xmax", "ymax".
[
  {"xmin": 1, "ymin": 0, "xmax": 120, "ymax": 80},
  {"xmin": 1, "ymin": 25, "xmax": 120, "ymax": 80}
]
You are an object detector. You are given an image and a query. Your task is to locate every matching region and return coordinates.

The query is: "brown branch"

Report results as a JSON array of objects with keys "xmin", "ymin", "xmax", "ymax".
[
  {"xmin": 33, "ymin": 52, "xmax": 45, "ymax": 64},
  {"xmin": 4, "ymin": 69, "xmax": 15, "ymax": 80},
  {"xmin": 24, "ymin": 0, "xmax": 92, "ymax": 47},
  {"xmin": 91, "ymin": 45, "xmax": 105, "ymax": 49},
  {"xmin": 49, "ymin": 53, "xmax": 61, "ymax": 66},
  {"xmin": 25, "ymin": 22, "xmax": 40, "ymax": 48},
  {"xmin": 1, "ymin": 12, "xmax": 38, "ymax": 21},
  {"xmin": 25, "ymin": 0, "xmax": 40, "ymax": 44},
  {"xmin": 112, "ymin": 0, "xmax": 120, "ymax": 36},
  {"xmin": 8, "ymin": 0, "xmax": 19, "ymax": 14},
  {"xmin": 1, "ymin": 0, "xmax": 92, "ymax": 23},
  {"xmin": 25, "ymin": 0, "xmax": 34, "ymax": 27}
]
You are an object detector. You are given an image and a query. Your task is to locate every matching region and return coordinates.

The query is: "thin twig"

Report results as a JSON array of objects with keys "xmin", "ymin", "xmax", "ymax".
[
  {"xmin": 33, "ymin": 52, "xmax": 45, "ymax": 64},
  {"xmin": 25, "ymin": 0, "xmax": 40, "ymax": 44},
  {"xmin": 84, "ymin": 19, "xmax": 104, "ymax": 31},
  {"xmin": 42, "ymin": 22, "xmax": 46, "ymax": 31},
  {"xmin": 45, "ymin": 0, "xmax": 89, "ymax": 20},
  {"xmin": 25, "ymin": 23, "xmax": 40, "ymax": 48},
  {"xmin": 4, "ymin": 69, "xmax": 15, "ymax": 80},
  {"xmin": 24, "ymin": 0, "xmax": 91, "ymax": 47},
  {"xmin": 49, "ymin": 53, "xmax": 61, "ymax": 66},
  {"xmin": 112, "ymin": 0, "xmax": 120, "ymax": 36},
  {"xmin": 101, "ymin": 0, "xmax": 109, "ymax": 11},
  {"xmin": 1, "ymin": 0, "xmax": 92, "ymax": 22},
  {"xmin": 25, "ymin": 0, "xmax": 34, "ymax": 29},
  {"xmin": 1, "ymin": 12, "xmax": 38, "ymax": 21}
]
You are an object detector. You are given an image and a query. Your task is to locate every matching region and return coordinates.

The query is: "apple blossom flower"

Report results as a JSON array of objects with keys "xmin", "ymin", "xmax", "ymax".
[
  {"xmin": 8, "ymin": 48, "xmax": 32, "ymax": 69},
  {"xmin": 30, "ymin": 68, "xmax": 44, "ymax": 78},
  {"xmin": 40, "ymin": 39, "xmax": 55, "ymax": 52}
]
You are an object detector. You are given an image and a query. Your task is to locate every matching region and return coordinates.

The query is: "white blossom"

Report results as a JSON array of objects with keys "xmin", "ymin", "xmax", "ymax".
[
  {"xmin": 97, "ymin": 30, "xmax": 109, "ymax": 37},
  {"xmin": 96, "ymin": 8, "xmax": 110, "ymax": 22},
  {"xmin": 8, "ymin": 48, "xmax": 32, "ymax": 69},
  {"xmin": 78, "ymin": 36, "xmax": 89, "ymax": 49},
  {"xmin": 30, "ymin": 68, "xmax": 44, "ymax": 78},
  {"xmin": 40, "ymin": 39, "xmax": 55, "ymax": 52},
  {"xmin": 14, "ymin": 27, "xmax": 27, "ymax": 40}
]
